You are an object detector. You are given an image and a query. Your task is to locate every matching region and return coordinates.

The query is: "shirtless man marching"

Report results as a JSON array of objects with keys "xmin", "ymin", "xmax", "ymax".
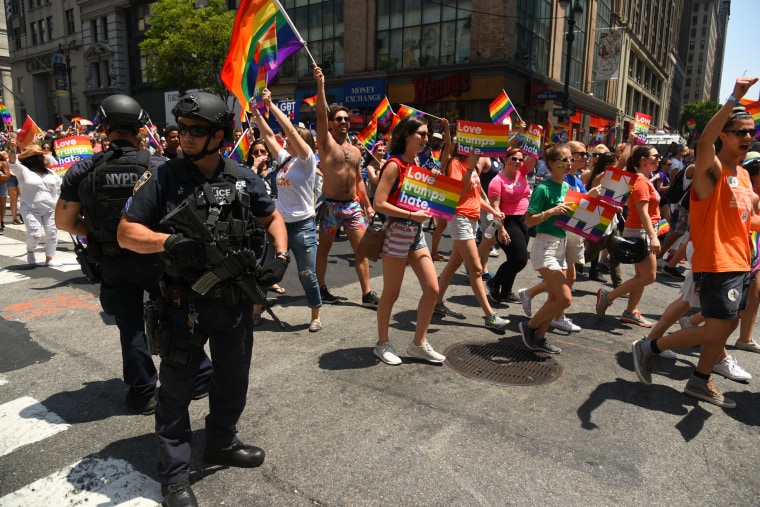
[{"xmin": 314, "ymin": 64, "xmax": 379, "ymax": 307}]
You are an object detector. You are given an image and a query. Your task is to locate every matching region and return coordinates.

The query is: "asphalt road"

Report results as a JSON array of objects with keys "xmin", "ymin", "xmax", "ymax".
[{"xmin": 1, "ymin": 219, "xmax": 760, "ymax": 506}]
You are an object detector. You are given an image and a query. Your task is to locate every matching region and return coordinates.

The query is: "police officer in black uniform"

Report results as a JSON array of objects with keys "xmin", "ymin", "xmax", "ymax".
[
  {"xmin": 117, "ymin": 92, "xmax": 288, "ymax": 507},
  {"xmin": 55, "ymin": 94, "xmax": 213, "ymax": 416}
]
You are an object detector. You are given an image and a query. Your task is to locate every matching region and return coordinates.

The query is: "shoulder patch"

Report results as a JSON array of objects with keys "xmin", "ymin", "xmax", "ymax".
[{"xmin": 133, "ymin": 171, "xmax": 152, "ymax": 194}]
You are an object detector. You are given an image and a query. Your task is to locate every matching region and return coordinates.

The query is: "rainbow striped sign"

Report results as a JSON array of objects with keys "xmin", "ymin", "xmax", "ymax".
[
  {"xmin": 555, "ymin": 189, "xmax": 618, "ymax": 242},
  {"xmin": 53, "ymin": 135, "xmax": 94, "ymax": 174},
  {"xmin": 599, "ymin": 166, "xmax": 634, "ymax": 206},
  {"xmin": 455, "ymin": 120, "xmax": 510, "ymax": 158},
  {"xmin": 522, "ymin": 123, "xmax": 543, "ymax": 159},
  {"xmin": 395, "ymin": 164, "xmax": 465, "ymax": 221}
]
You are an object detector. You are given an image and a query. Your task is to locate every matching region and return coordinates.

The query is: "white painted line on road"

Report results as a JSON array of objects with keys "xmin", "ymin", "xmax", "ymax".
[
  {"xmin": 0, "ymin": 376, "xmax": 7, "ymax": 385},
  {"xmin": 0, "ymin": 396, "xmax": 69, "ymax": 458},
  {"xmin": 0, "ymin": 457, "xmax": 162, "ymax": 506},
  {"xmin": 0, "ymin": 235, "xmax": 79, "ymax": 272},
  {"xmin": 0, "ymin": 270, "xmax": 30, "ymax": 285}
]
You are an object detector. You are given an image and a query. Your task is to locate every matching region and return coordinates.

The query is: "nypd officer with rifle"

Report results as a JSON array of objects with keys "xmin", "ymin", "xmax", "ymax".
[
  {"xmin": 55, "ymin": 94, "xmax": 213, "ymax": 416},
  {"xmin": 118, "ymin": 92, "xmax": 288, "ymax": 507}
]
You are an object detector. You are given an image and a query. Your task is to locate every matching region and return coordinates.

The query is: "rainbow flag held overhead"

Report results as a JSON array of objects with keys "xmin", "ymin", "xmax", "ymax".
[
  {"xmin": 145, "ymin": 119, "xmax": 162, "ymax": 146},
  {"xmin": 373, "ymin": 97, "xmax": 393, "ymax": 124},
  {"xmin": 303, "ymin": 94, "xmax": 318, "ymax": 108},
  {"xmin": 390, "ymin": 104, "xmax": 425, "ymax": 132},
  {"xmin": 489, "ymin": 91, "xmax": 515, "ymax": 125},
  {"xmin": 356, "ymin": 118, "xmax": 377, "ymax": 150},
  {"xmin": 686, "ymin": 118, "xmax": 697, "ymax": 135},
  {"xmin": 222, "ymin": 0, "xmax": 304, "ymax": 115},
  {"xmin": 657, "ymin": 219, "xmax": 670, "ymax": 236},
  {"xmin": 226, "ymin": 131, "xmax": 252, "ymax": 163},
  {"xmin": 742, "ymin": 100, "xmax": 760, "ymax": 136},
  {"xmin": 249, "ymin": 20, "xmax": 279, "ymax": 113},
  {"xmin": 0, "ymin": 100, "xmax": 12, "ymax": 126},
  {"xmin": 18, "ymin": 116, "xmax": 42, "ymax": 148}
]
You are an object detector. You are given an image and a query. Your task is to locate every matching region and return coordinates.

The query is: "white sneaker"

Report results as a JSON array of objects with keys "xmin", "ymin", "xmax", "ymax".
[
  {"xmin": 44, "ymin": 259, "xmax": 63, "ymax": 267},
  {"xmin": 713, "ymin": 355, "xmax": 752, "ymax": 382},
  {"xmin": 518, "ymin": 288, "xmax": 532, "ymax": 317},
  {"xmin": 27, "ymin": 252, "xmax": 36, "ymax": 265},
  {"xmin": 551, "ymin": 315, "xmax": 581, "ymax": 332},
  {"xmin": 489, "ymin": 246, "xmax": 499, "ymax": 258},
  {"xmin": 657, "ymin": 349, "xmax": 678, "ymax": 360},
  {"xmin": 407, "ymin": 342, "xmax": 446, "ymax": 363},
  {"xmin": 735, "ymin": 340, "xmax": 760, "ymax": 353},
  {"xmin": 678, "ymin": 316, "xmax": 696, "ymax": 329},
  {"xmin": 374, "ymin": 342, "xmax": 402, "ymax": 365}
]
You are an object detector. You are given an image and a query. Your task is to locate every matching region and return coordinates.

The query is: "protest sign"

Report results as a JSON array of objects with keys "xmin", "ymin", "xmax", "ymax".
[
  {"xmin": 521, "ymin": 124, "xmax": 543, "ymax": 159},
  {"xmin": 455, "ymin": 120, "xmax": 510, "ymax": 158},
  {"xmin": 633, "ymin": 112, "xmax": 651, "ymax": 145},
  {"xmin": 54, "ymin": 136, "xmax": 94, "ymax": 175},
  {"xmin": 395, "ymin": 164, "xmax": 465, "ymax": 221},
  {"xmin": 555, "ymin": 189, "xmax": 618, "ymax": 242},
  {"xmin": 599, "ymin": 166, "xmax": 634, "ymax": 206}
]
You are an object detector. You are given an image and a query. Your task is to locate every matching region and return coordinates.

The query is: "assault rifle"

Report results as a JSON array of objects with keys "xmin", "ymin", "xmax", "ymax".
[
  {"xmin": 70, "ymin": 234, "xmax": 101, "ymax": 283},
  {"xmin": 160, "ymin": 200, "xmax": 286, "ymax": 329}
]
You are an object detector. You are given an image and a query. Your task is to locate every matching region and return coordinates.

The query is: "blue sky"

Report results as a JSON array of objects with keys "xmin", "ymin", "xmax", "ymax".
[{"xmin": 718, "ymin": 0, "xmax": 760, "ymax": 101}]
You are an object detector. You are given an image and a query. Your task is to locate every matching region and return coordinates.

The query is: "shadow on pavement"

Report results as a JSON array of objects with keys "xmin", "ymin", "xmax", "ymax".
[{"xmin": 318, "ymin": 347, "xmax": 377, "ymax": 370}]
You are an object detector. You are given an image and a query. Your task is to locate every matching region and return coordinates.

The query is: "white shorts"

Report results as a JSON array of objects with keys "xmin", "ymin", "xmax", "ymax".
[
  {"xmin": 565, "ymin": 232, "xmax": 585, "ymax": 265},
  {"xmin": 530, "ymin": 233, "xmax": 567, "ymax": 271},
  {"xmin": 449, "ymin": 215, "xmax": 478, "ymax": 241}
]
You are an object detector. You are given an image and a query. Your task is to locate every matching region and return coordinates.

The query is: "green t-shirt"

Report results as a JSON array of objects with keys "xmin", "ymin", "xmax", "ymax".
[{"xmin": 527, "ymin": 179, "xmax": 569, "ymax": 238}]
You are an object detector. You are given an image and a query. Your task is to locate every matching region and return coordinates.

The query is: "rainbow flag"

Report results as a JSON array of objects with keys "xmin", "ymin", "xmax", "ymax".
[
  {"xmin": 0, "ymin": 100, "xmax": 12, "ymax": 125},
  {"xmin": 743, "ymin": 100, "xmax": 760, "ymax": 133},
  {"xmin": 546, "ymin": 120, "xmax": 556, "ymax": 143},
  {"xmin": 55, "ymin": 123, "xmax": 63, "ymax": 132},
  {"xmin": 356, "ymin": 118, "xmax": 377, "ymax": 150},
  {"xmin": 390, "ymin": 104, "xmax": 425, "ymax": 132},
  {"xmin": 145, "ymin": 119, "xmax": 162, "ymax": 146},
  {"xmin": 303, "ymin": 94, "xmax": 318, "ymax": 108},
  {"xmin": 18, "ymin": 116, "xmax": 42, "ymax": 148},
  {"xmin": 221, "ymin": 0, "xmax": 304, "ymax": 115},
  {"xmin": 489, "ymin": 91, "xmax": 515, "ymax": 124},
  {"xmin": 657, "ymin": 219, "xmax": 670, "ymax": 236},
  {"xmin": 249, "ymin": 20, "xmax": 279, "ymax": 113},
  {"xmin": 226, "ymin": 132, "xmax": 252, "ymax": 163},
  {"xmin": 373, "ymin": 97, "xmax": 393, "ymax": 124},
  {"xmin": 686, "ymin": 118, "xmax": 697, "ymax": 134},
  {"xmin": 555, "ymin": 190, "xmax": 618, "ymax": 242}
]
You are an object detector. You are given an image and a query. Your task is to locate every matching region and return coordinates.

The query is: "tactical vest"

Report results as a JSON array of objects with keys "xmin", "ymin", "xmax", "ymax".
[{"xmin": 84, "ymin": 146, "xmax": 152, "ymax": 256}]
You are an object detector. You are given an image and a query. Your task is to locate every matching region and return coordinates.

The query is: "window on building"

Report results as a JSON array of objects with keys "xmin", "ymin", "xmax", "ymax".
[
  {"xmin": 91, "ymin": 63, "xmax": 100, "ymax": 88},
  {"xmin": 30, "ymin": 22, "xmax": 37, "ymax": 45},
  {"xmin": 685, "ymin": 90, "xmax": 690, "ymax": 100},
  {"xmin": 17, "ymin": 76, "xmax": 23, "ymax": 94},
  {"xmin": 36, "ymin": 0, "xmax": 41, "ymax": 6},
  {"xmin": 101, "ymin": 16, "xmax": 108, "ymax": 41},
  {"xmin": 687, "ymin": 66, "xmax": 692, "ymax": 74},
  {"xmin": 514, "ymin": 0, "xmax": 553, "ymax": 76},
  {"xmin": 690, "ymin": 28, "xmax": 696, "ymax": 37},
  {"xmin": 628, "ymin": 52, "xmax": 635, "ymax": 77},
  {"xmin": 136, "ymin": 4, "xmax": 152, "ymax": 32},
  {"xmin": 28, "ymin": 0, "xmax": 33, "ymax": 9},
  {"xmin": 91, "ymin": 20, "xmax": 98, "ymax": 43},
  {"xmin": 139, "ymin": 51, "xmax": 149, "ymax": 83},
  {"xmin": 13, "ymin": 28, "xmax": 21, "ymax": 50},
  {"xmin": 101, "ymin": 61, "xmax": 110, "ymax": 87},
  {"xmin": 701, "ymin": 27, "xmax": 706, "ymax": 36},
  {"xmin": 700, "ymin": 40, "xmax": 705, "ymax": 49},
  {"xmin": 692, "ymin": 15, "xmax": 697, "ymax": 25},
  {"xmin": 699, "ymin": 52, "xmax": 703, "ymax": 61},
  {"xmin": 696, "ymin": 77, "xmax": 700, "ymax": 86},
  {"xmin": 685, "ymin": 78, "xmax": 691, "ymax": 87},
  {"xmin": 693, "ymin": 2, "xmax": 699, "ymax": 11},
  {"xmin": 277, "ymin": 0, "xmax": 344, "ymax": 77},
  {"xmin": 689, "ymin": 40, "xmax": 695, "ymax": 50},
  {"xmin": 703, "ymin": 15, "xmax": 707, "ymax": 24},
  {"xmin": 591, "ymin": 0, "xmax": 612, "ymax": 100},
  {"xmin": 376, "ymin": 0, "xmax": 470, "ymax": 71},
  {"xmin": 65, "ymin": 9, "xmax": 75, "ymax": 35},
  {"xmin": 688, "ymin": 53, "xmax": 693, "ymax": 62},
  {"xmin": 698, "ymin": 64, "xmax": 702, "ymax": 74},
  {"xmin": 47, "ymin": 16, "xmax": 53, "ymax": 40},
  {"xmin": 38, "ymin": 20, "xmax": 45, "ymax": 43}
]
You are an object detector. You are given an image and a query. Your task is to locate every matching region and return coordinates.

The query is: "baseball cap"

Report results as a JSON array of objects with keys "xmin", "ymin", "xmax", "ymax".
[{"xmin": 744, "ymin": 151, "xmax": 760, "ymax": 166}]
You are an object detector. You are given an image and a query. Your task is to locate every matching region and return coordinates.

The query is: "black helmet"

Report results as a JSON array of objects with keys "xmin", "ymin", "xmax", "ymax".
[
  {"xmin": 608, "ymin": 235, "xmax": 649, "ymax": 264},
  {"xmin": 172, "ymin": 92, "xmax": 234, "ymax": 140},
  {"xmin": 97, "ymin": 94, "xmax": 147, "ymax": 127}
]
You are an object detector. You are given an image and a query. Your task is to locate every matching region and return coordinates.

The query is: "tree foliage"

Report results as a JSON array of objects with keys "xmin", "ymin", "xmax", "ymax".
[
  {"xmin": 679, "ymin": 101, "xmax": 721, "ymax": 133},
  {"xmin": 140, "ymin": 0, "xmax": 235, "ymax": 102}
]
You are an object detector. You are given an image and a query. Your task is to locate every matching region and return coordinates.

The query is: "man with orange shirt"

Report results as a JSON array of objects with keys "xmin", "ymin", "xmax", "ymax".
[{"xmin": 632, "ymin": 77, "xmax": 760, "ymax": 408}]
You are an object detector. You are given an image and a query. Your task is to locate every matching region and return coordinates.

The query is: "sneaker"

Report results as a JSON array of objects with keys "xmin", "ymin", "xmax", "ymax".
[
  {"xmin": 486, "ymin": 279, "xmax": 502, "ymax": 304},
  {"xmin": 684, "ymin": 375, "xmax": 736, "ymax": 408},
  {"xmin": 621, "ymin": 310, "xmax": 653, "ymax": 328},
  {"xmin": 519, "ymin": 321, "xmax": 538, "ymax": 350},
  {"xmin": 362, "ymin": 290, "xmax": 380, "ymax": 308},
  {"xmin": 596, "ymin": 289, "xmax": 611, "ymax": 318},
  {"xmin": 712, "ymin": 355, "xmax": 752, "ymax": 382},
  {"xmin": 27, "ymin": 252, "xmax": 36, "ymax": 265},
  {"xmin": 641, "ymin": 337, "xmax": 676, "ymax": 359},
  {"xmin": 518, "ymin": 288, "xmax": 533, "ymax": 317},
  {"xmin": 374, "ymin": 342, "xmax": 402, "ymax": 365},
  {"xmin": 663, "ymin": 266, "xmax": 685, "ymax": 280},
  {"xmin": 481, "ymin": 271, "xmax": 494, "ymax": 281},
  {"xmin": 503, "ymin": 292, "xmax": 520, "ymax": 304},
  {"xmin": 433, "ymin": 302, "xmax": 466, "ymax": 319},
  {"xmin": 320, "ymin": 286, "xmax": 339, "ymax": 304},
  {"xmin": 489, "ymin": 246, "xmax": 499, "ymax": 258},
  {"xmin": 631, "ymin": 339, "xmax": 654, "ymax": 385},
  {"xmin": 484, "ymin": 312, "xmax": 510, "ymax": 330},
  {"xmin": 44, "ymin": 259, "xmax": 63, "ymax": 267},
  {"xmin": 252, "ymin": 313, "xmax": 262, "ymax": 327},
  {"xmin": 735, "ymin": 340, "xmax": 760, "ymax": 353},
  {"xmin": 597, "ymin": 259, "xmax": 610, "ymax": 272},
  {"xmin": 407, "ymin": 342, "xmax": 446, "ymax": 363},
  {"xmin": 678, "ymin": 316, "xmax": 696, "ymax": 329},
  {"xmin": 536, "ymin": 338, "xmax": 561, "ymax": 354},
  {"xmin": 551, "ymin": 315, "xmax": 581, "ymax": 332}
]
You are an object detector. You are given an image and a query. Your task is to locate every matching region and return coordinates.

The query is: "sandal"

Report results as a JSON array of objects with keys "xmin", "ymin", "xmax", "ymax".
[
  {"xmin": 270, "ymin": 285, "xmax": 286, "ymax": 294},
  {"xmin": 309, "ymin": 319, "xmax": 322, "ymax": 332},
  {"xmin": 12, "ymin": 219, "xmax": 22, "ymax": 225},
  {"xmin": 432, "ymin": 254, "xmax": 446, "ymax": 262}
]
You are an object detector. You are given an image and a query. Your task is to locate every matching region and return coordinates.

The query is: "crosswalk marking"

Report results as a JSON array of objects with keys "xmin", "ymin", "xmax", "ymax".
[
  {"xmin": 0, "ymin": 235, "xmax": 80, "ymax": 273},
  {"xmin": 0, "ymin": 396, "xmax": 69, "ymax": 458},
  {"xmin": 0, "ymin": 457, "xmax": 162, "ymax": 506}
]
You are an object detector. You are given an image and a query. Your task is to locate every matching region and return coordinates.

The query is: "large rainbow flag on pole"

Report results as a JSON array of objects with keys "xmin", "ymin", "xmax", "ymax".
[
  {"xmin": 222, "ymin": 0, "xmax": 304, "ymax": 114},
  {"xmin": 250, "ymin": 20, "xmax": 278, "ymax": 113},
  {"xmin": 355, "ymin": 118, "xmax": 377, "ymax": 150},
  {"xmin": 373, "ymin": 97, "xmax": 393, "ymax": 124},
  {"xmin": 489, "ymin": 90, "xmax": 516, "ymax": 124}
]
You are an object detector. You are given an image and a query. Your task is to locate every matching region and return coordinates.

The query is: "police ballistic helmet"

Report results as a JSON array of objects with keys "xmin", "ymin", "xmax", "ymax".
[
  {"xmin": 172, "ymin": 92, "xmax": 234, "ymax": 140},
  {"xmin": 97, "ymin": 94, "xmax": 148, "ymax": 127}
]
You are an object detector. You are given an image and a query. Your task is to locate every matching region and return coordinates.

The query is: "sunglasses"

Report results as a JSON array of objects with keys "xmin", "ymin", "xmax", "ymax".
[
  {"xmin": 592, "ymin": 153, "xmax": 601, "ymax": 158},
  {"xmin": 649, "ymin": 153, "xmax": 662, "ymax": 160},
  {"xmin": 251, "ymin": 149, "xmax": 268, "ymax": 156},
  {"xmin": 661, "ymin": 162, "xmax": 672, "ymax": 166},
  {"xmin": 178, "ymin": 124, "xmax": 211, "ymax": 137},
  {"xmin": 333, "ymin": 116, "xmax": 350, "ymax": 123},
  {"xmin": 510, "ymin": 156, "xmax": 524, "ymax": 163},
  {"xmin": 572, "ymin": 152, "xmax": 589, "ymax": 158},
  {"xmin": 557, "ymin": 157, "xmax": 576, "ymax": 163},
  {"xmin": 725, "ymin": 128, "xmax": 758, "ymax": 138},
  {"xmin": 415, "ymin": 130, "xmax": 429, "ymax": 138}
]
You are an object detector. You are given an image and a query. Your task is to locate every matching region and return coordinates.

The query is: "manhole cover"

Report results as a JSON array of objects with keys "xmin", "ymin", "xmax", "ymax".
[{"xmin": 443, "ymin": 340, "xmax": 563, "ymax": 386}]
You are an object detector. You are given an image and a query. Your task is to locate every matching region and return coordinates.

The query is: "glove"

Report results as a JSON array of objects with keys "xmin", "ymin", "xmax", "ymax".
[
  {"xmin": 257, "ymin": 257, "xmax": 288, "ymax": 286},
  {"xmin": 163, "ymin": 234, "xmax": 206, "ymax": 268}
]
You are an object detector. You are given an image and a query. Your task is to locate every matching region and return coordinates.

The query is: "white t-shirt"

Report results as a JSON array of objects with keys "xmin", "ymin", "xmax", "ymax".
[
  {"xmin": 11, "ymin": 162, "xmax": 61, "ymax": 212},
  {"xmin": 274, "ymin": 148, "xmax": 316, "ymax": 222}
]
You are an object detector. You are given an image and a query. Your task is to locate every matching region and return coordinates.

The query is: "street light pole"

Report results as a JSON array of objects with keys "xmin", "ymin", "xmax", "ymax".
[
  {"xmin": 559, "ymin": 0, "xmax": 583, "ymax": 122},
  {"xmin": 57, "ymin": 41, "xmax": 77, "ymax": 115}
]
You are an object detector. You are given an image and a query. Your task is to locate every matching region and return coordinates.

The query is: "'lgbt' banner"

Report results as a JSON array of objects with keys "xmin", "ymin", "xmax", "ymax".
[
  {"xmin": 455, "ymin": 120, "xmax": 510, "ymax": 158},
  {"xmin": 633, "ymin": 112, "xmax": 651, "ymax": 145},
  {"xmin": 521, "ymin": 124, "xmax": 543, "ymax": 159},
  {"xmin": 395, "ymin": 164, "xmax": 465, "ymax": 221},
  {"xmin": 599, "ymin": 166, "xmax": 634, "ymax": 206},
  {"xmin": 555, "ymin": 190, "xmax": 618, "ymax": 242},
  {"xmin": 54, "ymin": 136, "xmax": 94, "ymax": 175}
]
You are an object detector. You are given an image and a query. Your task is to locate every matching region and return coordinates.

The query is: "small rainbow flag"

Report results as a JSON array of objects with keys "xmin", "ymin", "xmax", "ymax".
[
  {"xmin": 55, "ymin": 123, "xmax": 63, "ymax": 132},
  {"xmin": 303, "ymin": 94, "xmax": 318, "ymax": 108},
  {"xmin": 657, "ymin": 219, "xmax": 670, "ymax": 236},
  {"xmin": 546, "ymin": 120, "xmax": 556, "ymax": 143},
  {"xmin": 489, "ymin": 90, "xmax": 515, "ymax": 125},
  {"xmin": 373, "ymin": 97, "xmax": 393, "ymax": 124},
  {"xmin": 145, "ymin": 119, "xmax": 162, "ymax": 146},
  {"xmin": 742, "ymin": 100, "xmax": 760, "ymax": 133},
  {"xmin": 686, "ymin": 118, "xmax": 697, "ymax": 134},
  {"xmin": 390, "ymin": 104, "xmax": 425, "ymax": 132},
  {"xmin": 0, "ymin": 100, "xmax": 12, "ymax": 125},
  {"xmin": 356, "ymin": 118, "xmax": 377, "ymax": 150},
  {"xmin": 226, "ymin": 131, "xmax": 252, "ymax": 163}
]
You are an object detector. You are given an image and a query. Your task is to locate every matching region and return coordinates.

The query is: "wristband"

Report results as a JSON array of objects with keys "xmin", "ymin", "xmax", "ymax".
[
  {"xmin": 727, "ymin": 94, "xmax": 740, "ymax": 105},
  {"xmin": 541, "ymin": 211, "xmax": 545, "ymax": 221}
]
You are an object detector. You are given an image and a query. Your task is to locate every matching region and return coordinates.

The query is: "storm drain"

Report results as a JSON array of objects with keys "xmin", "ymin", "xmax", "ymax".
[{"xmin": 443, "ymin": 341, "xmax": 563, "ymax": 387}]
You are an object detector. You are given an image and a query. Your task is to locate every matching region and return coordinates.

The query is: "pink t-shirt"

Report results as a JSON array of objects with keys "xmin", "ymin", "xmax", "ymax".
[{"xmin": 488, "ymin": 168, "xmax": 532, "ymax": 216}]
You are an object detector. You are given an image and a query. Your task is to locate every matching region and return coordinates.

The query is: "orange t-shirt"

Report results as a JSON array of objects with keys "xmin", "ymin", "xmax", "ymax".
[
  {"xmin": 449, "ymin": 158, "xmax": 481, "ymax": 220},
  {"xmin": 690, "ymin": 163, "xmax": 754, "ymax": 273},
  {"xmin": 625, "ymin": 173, "xmax": 661, "ymax": 229}
]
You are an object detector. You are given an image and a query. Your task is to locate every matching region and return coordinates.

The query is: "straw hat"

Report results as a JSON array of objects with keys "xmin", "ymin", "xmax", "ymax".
[{"xmin": 18, "ymin": 144, "xmax": 45, "ymax": 161}]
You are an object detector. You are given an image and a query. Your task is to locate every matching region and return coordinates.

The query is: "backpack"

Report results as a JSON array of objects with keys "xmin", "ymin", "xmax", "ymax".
[{"xmin": 665, "ymin": 167, "xmax": 688, "ymax": 204}]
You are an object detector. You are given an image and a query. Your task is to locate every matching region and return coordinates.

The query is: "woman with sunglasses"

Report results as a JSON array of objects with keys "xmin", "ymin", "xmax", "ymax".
[
  {"xmin": 596, "ymin": 145, "xmax": 663, "ymax": 327},
  {"xmin": 364, "ymin": 141, "xmax": 387, "ymax": 224},
  {"xmin": 250, "ymin": 90, "xmax": 323, "ymax": 332},
  {"xmin": 653, "ymin": 156, "xmax": 673, "ymax": 223},
  {"xmin": 371, "ymin": 115, "xmax": 445, "ymax": 365},
  {"xmin": 487, "ymin": 147, "xmax": 535, "ymax": 304},
  {"xmin": 248, "ymin": 140, "xmax": 275, "ymax": 198}
]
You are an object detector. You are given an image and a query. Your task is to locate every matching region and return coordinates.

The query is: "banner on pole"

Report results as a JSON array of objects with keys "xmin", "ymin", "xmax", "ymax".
[{"xmin": 594, "ymin": 28, "xmax": 623, "ymax": 81}]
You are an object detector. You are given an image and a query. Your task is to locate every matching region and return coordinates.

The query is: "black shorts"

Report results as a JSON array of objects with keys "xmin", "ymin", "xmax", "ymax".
[{"xmin": 694, "ymin": 271, "xmax": 750, "ymax": 320}]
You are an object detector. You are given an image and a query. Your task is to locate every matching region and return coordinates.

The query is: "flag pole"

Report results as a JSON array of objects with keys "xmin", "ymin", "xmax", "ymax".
[
  {"xmin": 399, "ymin": 104, "xmax": 444, "ymax": 121},
  {"xmin": 273, "ymin": 0, "xmax": 318, "ymax": 67},
  {"xmin": 504, "ymin": 89, "xmax": 524, "ymax": 124}
]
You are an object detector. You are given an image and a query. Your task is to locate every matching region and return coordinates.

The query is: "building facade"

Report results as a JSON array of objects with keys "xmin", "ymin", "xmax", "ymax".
[{"xmin": 680, "ymin": 0, "xmax": 729, "ymax": 104}]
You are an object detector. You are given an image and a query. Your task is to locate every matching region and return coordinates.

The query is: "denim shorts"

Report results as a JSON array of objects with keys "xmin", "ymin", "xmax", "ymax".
[
  {"xmin": 530, "ymin": 233, "xmax": 567, "ymax": 271},
  {"xmin": 0, "ymin": 182, "xmax": 7, "ymax": 197},
  {"xmin": 6, "ymin": 175, "xmax": 18, "ymax": 188},
  {"xmin": 694, "ymin": 271, "xmax": 750, "ymax": 320},
  {"xmin": 449, "ymin": 215, "xmax": 478, "ymax": 241}
]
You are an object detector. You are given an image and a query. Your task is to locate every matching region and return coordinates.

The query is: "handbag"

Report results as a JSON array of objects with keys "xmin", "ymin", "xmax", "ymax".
[{"xmin": 358, "ymin": 219, "xmax": 394, "ymax": 262}]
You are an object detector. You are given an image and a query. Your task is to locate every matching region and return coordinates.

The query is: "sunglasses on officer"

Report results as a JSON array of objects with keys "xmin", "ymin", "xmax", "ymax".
[{"xmin": 178, "ymin": 123, "xmax": 212, "ymax": 137}]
